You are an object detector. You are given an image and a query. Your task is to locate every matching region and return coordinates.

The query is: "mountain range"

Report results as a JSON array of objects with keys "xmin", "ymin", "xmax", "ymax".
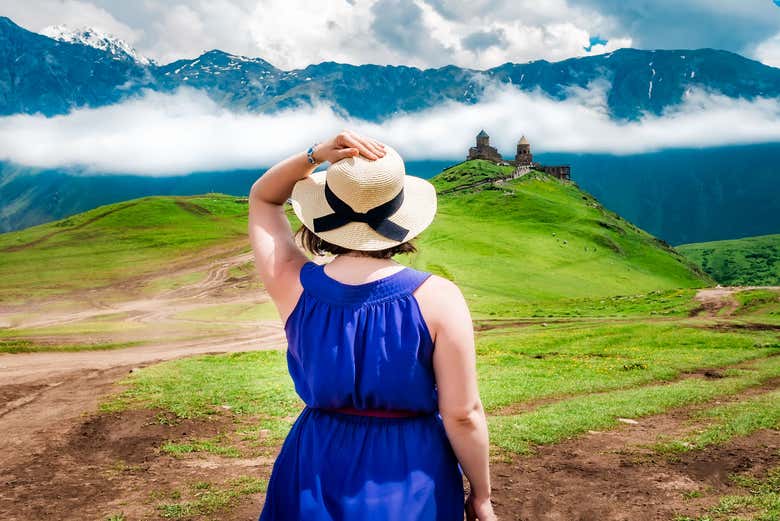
[
  {"xmin": 2, "ymin": 16, "xmax": 780, "ymax": 121},
  {"xmin": 1, "ymin": 15, "xmax": 779, "ymax": 246}
]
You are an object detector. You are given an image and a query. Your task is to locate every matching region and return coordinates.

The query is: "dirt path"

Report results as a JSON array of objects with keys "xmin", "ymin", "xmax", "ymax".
[
  {"xmin": 0, "ymin": 245, "xmax": 288, "ymax": 497},
  {"xmin": 0, "ymin": 243, "xmax": 291, "ymax": 395},
  {"xmin": 3, "ymin": 248, "xmax": 259, "ymax": 330},
  {"xmin": 693, "ymin": 285, "xmax": 780, "ymax": 317},
  {"xmin": 491, "ymin": 378, "xmax": 780, "ymax": 521},
  {"xmin": 3, "ymin": 367, "xmax": 777, "ymax": 520}
]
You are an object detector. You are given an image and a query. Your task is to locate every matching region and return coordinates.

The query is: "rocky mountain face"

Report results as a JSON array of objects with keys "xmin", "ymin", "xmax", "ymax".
[
  {"xmin": 0, "ymin": 17, "xmax": 153, "ymax": 116},
  {"xmin": 2, "ymin": 16, "xmax": 779, "ymax": 121},
  {"xmin": 40, "ymin": 24, "xmax": 152, "ymax": 65}
]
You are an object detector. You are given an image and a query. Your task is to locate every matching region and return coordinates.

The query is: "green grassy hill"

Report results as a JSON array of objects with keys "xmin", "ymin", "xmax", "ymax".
[
  {"xmin": 0, "ymin": 194, "xmax": 250, "ymax": 304},
  {"xmin": 677, "ymin": 234, "xmax": 780, "ymax": 286},
  {"xmin": 0, "ymin": 161, "xmax": 711, "ymax": 317},
  {"xmin": 397, "ymin": 160, "xmax": 711, "ymax": 316}
]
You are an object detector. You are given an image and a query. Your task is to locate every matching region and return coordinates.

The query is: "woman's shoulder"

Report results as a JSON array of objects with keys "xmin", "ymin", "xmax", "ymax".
[{"xmin": 412, "ymin": 273, "xmax": 471, "ymax": 340}]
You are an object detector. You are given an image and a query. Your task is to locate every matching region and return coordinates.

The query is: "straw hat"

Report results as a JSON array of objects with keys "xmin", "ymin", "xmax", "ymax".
[{"xmin": 289, "ymin": 144, "xmax": 437, "ymax": 251}]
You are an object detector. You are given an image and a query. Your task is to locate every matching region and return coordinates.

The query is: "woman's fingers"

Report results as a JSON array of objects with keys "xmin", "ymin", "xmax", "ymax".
[
  {"xmin": 339, "ymin": 130, "xmax": 386, "ymax": 160},
  {"xmin": 364, "ymin": 139, "xmax": 385, "ymax": 159},
  {"xmin": 334, "ymin": 147, "xmax": 359, "ymax": 161},
  {"xmin": 367, "ymin": 137, "xmax": 385, "ymax": 151},
  {"xmin": 340, "ymin": 132, "xmax": 378, "ymax": 160},
  {"xmin": 357, "ymin": 135, "xmax": 385, "ymax": 159}
]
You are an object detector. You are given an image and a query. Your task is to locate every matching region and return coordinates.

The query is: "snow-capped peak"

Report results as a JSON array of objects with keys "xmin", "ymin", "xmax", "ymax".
[{"xmin": 41, "ymin": 24, "xmax": 151, "ymax": 65}]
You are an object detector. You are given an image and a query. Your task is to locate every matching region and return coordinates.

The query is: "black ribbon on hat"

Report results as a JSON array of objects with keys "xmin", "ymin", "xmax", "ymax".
[{"xmin": 312, "ymin": 181, "xmax": 410, "ymax": 242}]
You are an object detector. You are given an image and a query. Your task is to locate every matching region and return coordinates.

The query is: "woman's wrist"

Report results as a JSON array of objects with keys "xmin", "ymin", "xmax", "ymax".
[
  {"xmin": 469, "ymin": 480, "xmax": 492, "ymax": 501},
  {"xmin": 249, "ymin": 150, "xmax": 317, "ymax": 205},
  {"xmin": 306, "ymin": 143, "xmax": 324, "ymax": 165},
  {"xmin": 469, "ymin": 485, "xmax": 492, "ymax": 500}
]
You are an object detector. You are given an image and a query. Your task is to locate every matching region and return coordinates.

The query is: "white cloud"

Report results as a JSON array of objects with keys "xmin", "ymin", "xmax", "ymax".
[
  {"xmin": 4, "ymin": 0, "xmax": 633, "ymax": 69},
  {"xmin": 418, "ymin": 0, "xmax": 632, "ymax": 67},
  {"xmin": 753, "ymin": 32, "xmax": 780, "ymax": 68},
  {"xmin": 2, "ymin": 83, "xmax": 780, "ymax": 176},
  {"xmin": 6, "ymin": 0, "xmax": 780, "ymax": 68},
  {"xmin": 0, "ymin": 0, "xmax": 143, "ymax": 45}
]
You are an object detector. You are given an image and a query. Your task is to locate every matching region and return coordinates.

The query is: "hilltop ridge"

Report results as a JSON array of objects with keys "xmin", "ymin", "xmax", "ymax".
[
  {"xmin": 0, "ymin": 167, "xmax": 711, "ymax": 314},
  {"xmin": 678, "ymin": 234, "xmax": 780, "ymax": 286},
  {"xmin": 412, "ymin": 160, "xmax": 711, "ymax": 312}
]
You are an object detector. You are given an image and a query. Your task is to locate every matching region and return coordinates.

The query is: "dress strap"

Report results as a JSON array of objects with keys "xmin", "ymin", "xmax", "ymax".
[{"xmin": 298, "ymin": 259, "xmax": 318, "ymax": 289}]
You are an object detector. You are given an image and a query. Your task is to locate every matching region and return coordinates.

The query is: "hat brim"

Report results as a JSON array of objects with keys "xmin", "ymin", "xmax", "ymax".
[{"xmin": 290, "ymin": 170, "xmax": 438, "ymax": 251}]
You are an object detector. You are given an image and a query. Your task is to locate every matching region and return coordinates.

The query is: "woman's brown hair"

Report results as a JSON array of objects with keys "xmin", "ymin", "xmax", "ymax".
[{"xmin": 294, "ymin": 224, "xmax": 418, "ymax": 259}]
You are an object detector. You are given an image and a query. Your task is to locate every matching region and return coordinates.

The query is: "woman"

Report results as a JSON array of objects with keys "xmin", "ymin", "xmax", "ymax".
[{"xmin": 248, "ymin": 129, "xmax": 496, "ymax": 521}]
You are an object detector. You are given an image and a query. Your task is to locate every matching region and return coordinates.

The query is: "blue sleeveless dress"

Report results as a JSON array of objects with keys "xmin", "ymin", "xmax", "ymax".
[{"xmin": 258, "ymin": 260, "xmax": 465, "ymax": 521}]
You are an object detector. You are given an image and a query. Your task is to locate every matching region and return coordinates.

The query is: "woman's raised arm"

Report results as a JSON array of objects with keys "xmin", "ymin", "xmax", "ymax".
[{"xmin": 247, "ymin": 131, "xmax": 386, "ymax": 317}]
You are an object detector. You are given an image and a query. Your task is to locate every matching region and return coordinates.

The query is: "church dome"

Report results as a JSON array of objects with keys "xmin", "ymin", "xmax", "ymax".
[{"xmin": 518, "ymin": 135, "xmax": 529, "ymax": 145}]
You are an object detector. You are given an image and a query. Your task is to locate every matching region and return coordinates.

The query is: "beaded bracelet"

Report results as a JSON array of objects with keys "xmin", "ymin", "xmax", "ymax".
[{"xmin": 306, "ymin": 143, "xmax": 322, "ymax": 165}]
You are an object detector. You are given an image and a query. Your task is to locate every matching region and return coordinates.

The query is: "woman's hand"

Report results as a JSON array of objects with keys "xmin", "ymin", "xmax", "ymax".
[
  {"xmin": 312, "ymin": 130, "xmax": 386, "ymax": 163},
  {"xmin": 465, "ymin": 492, "xmax": 497, "ymax": 521}
]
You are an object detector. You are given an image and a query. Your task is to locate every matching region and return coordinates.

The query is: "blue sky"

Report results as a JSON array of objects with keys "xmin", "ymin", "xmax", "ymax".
[{"xmin": 1, "ymin": 0, "xmax": 779, "ymax": 69}]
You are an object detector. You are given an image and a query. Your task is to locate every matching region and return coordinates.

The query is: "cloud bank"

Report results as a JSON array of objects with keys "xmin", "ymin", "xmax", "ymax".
[
  {"xmin": 2, "ymin": 83, "xmax": 780, "ymax": 176},
  {"xmin": 0, "ymin": 0, "xmax": 630, "ymax": 69},
  {"xmin": 4, "ymin": 0, "xmax": 780, "ymax": 69}
]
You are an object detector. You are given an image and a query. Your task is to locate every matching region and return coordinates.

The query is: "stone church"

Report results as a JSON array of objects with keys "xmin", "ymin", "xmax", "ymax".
[{"xmin": 467, "ymin": 130, "xmax": 571, "ymax": 181}]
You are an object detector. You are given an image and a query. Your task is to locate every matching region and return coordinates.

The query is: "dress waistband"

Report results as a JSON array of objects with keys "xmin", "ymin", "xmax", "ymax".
[{"xmin": 318, "ymin": 406, "xmax": 428, "ymax": 418}]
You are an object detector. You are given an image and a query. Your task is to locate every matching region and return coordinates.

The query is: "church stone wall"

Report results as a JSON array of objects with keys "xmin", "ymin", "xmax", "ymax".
[{"xmin": 465, "ymin": 130, "xmax": 571, "ymax": 182}]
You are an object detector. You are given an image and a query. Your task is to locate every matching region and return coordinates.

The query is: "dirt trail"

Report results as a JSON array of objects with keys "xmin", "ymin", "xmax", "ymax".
[
  {"xmin": 693, "ymin": 285, "xmax": 780, "ymax": 317},
  {"xmin": 4, "ymin": 249, "xmax": 259, "ymax": 330},
  {"xmin": 2, "ymin": 367, "xmax": 777, "ymax": 520},
  {"xmin": 0, "ymin": 326, "xmax": 285, "ymax": 465},
  {"xmin": 0, "ymin": 243, "xmax": 284, "ymax": 389},
  {"xmin": 492, "ymin": 378, "xmax": 780, "ymax": 521},
  {"xmin": 0, "ymin": 245, "xmax": 287, "ymax": 480}
]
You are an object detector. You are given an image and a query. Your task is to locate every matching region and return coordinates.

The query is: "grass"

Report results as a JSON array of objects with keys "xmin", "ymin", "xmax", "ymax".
[
  {"xmin": 102, "ymin": 350, "xmax": 300, "ymax": 420},
  {"xmin": 154, "ymin": 476, "xmax": 267, "ymax": 519},
  {"xmin": 4, "ymin": 161, "xmax": 778, "ymax": 519},
  {"xmin": 0, "ymin": 338, "xmax": 145, "ymax": 353},
  {"xmin": 161, "ymin": 435, "xmax": 242, "ymax": 458},
  {"xmin": 476, "ymin": 288, "xmax": 701, "ymax": 318},
  {"xmin": 675, "ymin": 464, "xmax": 780, "ymax": 521},
  {"xmin": 139, "ymin": 270, "xmax": 207, "ymax": 295},
  {"xmin": 426, "ymin": 159, "xmax": 516, "ymax": 192},
  {"xmin": 99, "ymin": 318, "xmax": 780, "ymax": 457},
  {"xmin": 475, "ymin": 321, "xmax": 780, "ymax": 412},
  {"xmin": 0, "ymin": 161, "xmax": 710, "ymax": 317},
  {"xmin": 488, "ymin": 355, "xmax": 780, "ymax": 454},
  {"xmin": 199, "ymin": 163, "xmax": 711, "ymax": 320},
  {"xmin": 733, "ymin": 289, "xmax": 780, "ymax": 324},
  {"xmin": 654, "ymin": 388, "xmax": 780, "ymax": 453},
  {"xmin": 172, "ymin": 301, "xmax": 280, "ymax": 322},
  {"xmin": 404, "ymin": 165, "xmax": 712, "ymax": 318},
  {"xmin": 0, "ymin": 317, "xmax": 144, "ymax": 337},
  {"xmin": 0, "ymin": 194, "xmax": 249, "ymax": 303},
  {"xmin": 678, "ymin": 233, "xmax": 780, "ymax": 286}
]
